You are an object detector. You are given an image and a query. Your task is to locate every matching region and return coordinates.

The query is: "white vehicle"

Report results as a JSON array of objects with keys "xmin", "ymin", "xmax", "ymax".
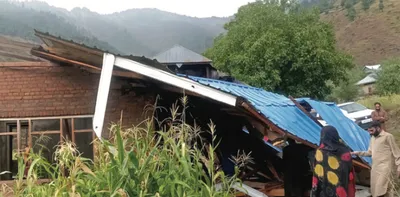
[{"xmin": 337, "ymin": 102, "xmax": 374, "ymax": 130}]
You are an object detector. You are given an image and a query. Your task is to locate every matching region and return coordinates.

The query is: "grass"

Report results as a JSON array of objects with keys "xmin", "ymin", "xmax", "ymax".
[
  {"xmin": 358, "ymin": 94, "xmax": 400, "ymax": 135},
  {"xmin": 358, "ymin": 94, "xmax": 400, "ymax": 110},
  {"xmin": 0, "ymin": 97, "xmax": 245, "ymax": 197}
]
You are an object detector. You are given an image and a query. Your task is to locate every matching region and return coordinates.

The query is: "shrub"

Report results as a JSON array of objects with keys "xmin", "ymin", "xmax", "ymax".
[
  {"xmin": 327, "ymin": 67, "xmax": 365, "ymax": 103},
  {"xmin": 376, "ymin": 58, "xmax": 400, "ymax": 95}
]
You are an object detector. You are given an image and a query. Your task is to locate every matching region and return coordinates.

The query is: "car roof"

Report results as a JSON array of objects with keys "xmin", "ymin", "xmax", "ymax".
[{"xmin": 337, "ymin": 102, "xmax": 355, "ymax": 107}]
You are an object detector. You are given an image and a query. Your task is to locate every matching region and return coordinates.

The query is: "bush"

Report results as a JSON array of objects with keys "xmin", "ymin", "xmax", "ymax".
[
  {"xmin": 379, "ymin": 0, "xmax": 384, "ymax": 11},
  {"xmin": 362, "ymin": 0, "xmax": 373, "ymax": 10},
  {"xmin": 327, "ymin": 67, "xmax": 365, "ymax": 103},
  {"xmin": 0, "ymin": 99, "xmax": 242, "ymax": 197},
  {"xmin": 347, "ymin": 7, "xmax": 357, "ymax": 21},
  {"xmin": 376, "ymin": 58, "xmax": 400, "ymax": 95}
]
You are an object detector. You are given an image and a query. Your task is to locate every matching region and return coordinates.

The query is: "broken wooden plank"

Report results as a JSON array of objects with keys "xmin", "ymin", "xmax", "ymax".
[{"xmin": 289, "ymin": 96, "xmax": 323, "ymax": 127}]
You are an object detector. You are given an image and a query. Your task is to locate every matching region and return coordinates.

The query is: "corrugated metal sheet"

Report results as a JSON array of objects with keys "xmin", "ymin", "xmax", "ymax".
[
  {"xmin": 298, "ymin": 98, "xmax": 372, "ymax": 164},
  {"xmin": 187, "ymin": 76, "xmax": 322, "ymax": 145},
  {"xmin": 153, "ymin": 45, "xmax": 212, "ymax": 64},
  {"xmin": 356, "ymin": 74, "xmax": 377, "ymax": 86}
]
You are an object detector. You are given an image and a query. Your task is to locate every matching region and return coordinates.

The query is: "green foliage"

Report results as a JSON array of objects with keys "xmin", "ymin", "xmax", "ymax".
[
  {"xmin": 319, "ymin": 0, "xmax": 333, "ymax": 14},
  {"xmin": 0, "ymin": 99, "xmax": 241, "ymax": 197},
  {"xmin": 361, "ymin": 0, "xmax": 374, "ymax": 10},
  {"xmin": 0, "ymin": 1, "xmax": 228, "ymax": 56},
  {"xmin": 0, "ymin": 1, "xmax": 120, "ymax": 54},
  {"xmin": 327, "ymin": 67, "xmax": 366, "ymax": 103},
  {"xmin": 205, "ymin": 1, "xmax": 353, "ymax": 99},
  {"xmin": 379, "ymin": 0, "xmax": 384, "ymax": 11},
  {"xmin": 376, "ymin": 59, "xmax": 400, "ymax": 95},
  {"xmin": 347, "ymin": 7, "xmax": 357, "ymax": 21}
]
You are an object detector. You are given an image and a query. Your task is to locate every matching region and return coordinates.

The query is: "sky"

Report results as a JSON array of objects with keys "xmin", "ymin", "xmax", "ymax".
[{"xmin": 26, "ymin": 0, "xmax": 255, "ymax": 18}]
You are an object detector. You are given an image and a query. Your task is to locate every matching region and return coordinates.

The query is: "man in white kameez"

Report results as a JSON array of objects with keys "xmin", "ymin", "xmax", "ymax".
[{"xmin": 352, "ymin": 121, "xmax": 400, "ymax": 197}]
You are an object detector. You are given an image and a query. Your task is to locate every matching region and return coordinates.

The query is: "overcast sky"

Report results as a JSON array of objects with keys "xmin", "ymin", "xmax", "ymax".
[{"xmin": 26, "ymin": 0, "xmax": 254, "ymax": 17}]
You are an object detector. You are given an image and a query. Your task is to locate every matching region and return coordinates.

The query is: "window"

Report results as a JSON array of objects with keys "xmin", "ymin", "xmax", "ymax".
[
  {"xmin": 339, "ymin": 103, "xmax": 367, "ymax": 114},
  {"xmin": 0, "ymin": 115, "xmax": 94, "ymax": 181}
]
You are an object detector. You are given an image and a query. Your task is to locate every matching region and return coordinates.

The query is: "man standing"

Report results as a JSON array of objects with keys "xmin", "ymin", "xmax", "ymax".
[
  {"xmin": 352, "ymin": 121, "xmax": 400, "ymax": 197},
  {"xmin": 371, "ymin": 102, "xmax": 389, "ymax": 131}
]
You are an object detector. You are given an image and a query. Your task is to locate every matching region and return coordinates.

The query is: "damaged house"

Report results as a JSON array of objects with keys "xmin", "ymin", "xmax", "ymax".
[{"xmin": 0, "ymin": 30, "xmax": 372, "ymax": 196}]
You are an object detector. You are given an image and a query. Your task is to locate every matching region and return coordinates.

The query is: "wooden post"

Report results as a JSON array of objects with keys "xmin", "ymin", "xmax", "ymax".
[
  {"xmin": 60, "ymin": 118, "xmax": 63, "ymax": 143},
  {"xmin": 28, "ymin": 119, "xmax": 32, "ymax": 148},
  {"xmin": 71, "ymin": 118, "xmax": 75, "ymax": 143},
  {"xmin": 17, "ymin": 120, "xmax": 21, "ymax": 154}
]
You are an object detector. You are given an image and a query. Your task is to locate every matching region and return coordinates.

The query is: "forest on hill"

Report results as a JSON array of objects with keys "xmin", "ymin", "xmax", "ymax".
[{"xmin": 0, "ymin": 0, "xmax": 230, "ymax": 56}]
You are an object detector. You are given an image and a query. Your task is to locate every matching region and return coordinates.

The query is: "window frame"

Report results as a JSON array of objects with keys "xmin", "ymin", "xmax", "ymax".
[{"xmin": 0, "ymin": 114, "xmax": 95, "ymax": 161}]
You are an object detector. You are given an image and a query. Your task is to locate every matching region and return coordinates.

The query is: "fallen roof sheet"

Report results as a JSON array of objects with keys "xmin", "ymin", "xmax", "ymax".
[
  {"xmin": 153, "ymin": 44, "xmax": 212, "ymax": 64},
  {"xmin": 187, "ymin": 76, "xmax": 322, "ymax": 145},
  {"xmin": 298, "ymin": 98, "xmax": 372, "ymax": 164}
]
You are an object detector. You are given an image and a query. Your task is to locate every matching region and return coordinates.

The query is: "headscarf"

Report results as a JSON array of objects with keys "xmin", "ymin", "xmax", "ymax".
[
  {"xmin": 311, "ymin": 126, "xmax": 356, "ymax": 197},
  {"xmin": 320, "ymin": 126, "xmax": 350, "ymax": 154}
]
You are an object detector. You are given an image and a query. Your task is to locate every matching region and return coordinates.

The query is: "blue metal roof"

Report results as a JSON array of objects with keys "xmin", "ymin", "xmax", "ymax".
[
  {"xmin": 186, "ymin": 76, "xmax": 371, "ymax": 165},
  {"xmin": 187, "ymin": 76, "xmax": 321, "ymax": 145},
  {"xmin": 298, "ymin": 98, "xmax": 372, "ymax": 164}
]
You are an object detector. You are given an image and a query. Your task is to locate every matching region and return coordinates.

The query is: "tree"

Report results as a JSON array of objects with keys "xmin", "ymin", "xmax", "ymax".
[
  {"xmin": 319, "ymin": 0, "xmax": 332, "ymax": 14},
  {"xmin": 376, "ymin": 59, "xmax": 400, "ymax": 95},
  {"xmin": 204, "ymin": 1, "xmax": 354, "ymax": 99},
  {"xmin": 327, "ymin": 67, "xmax": 365, "ymax": 102},
  {"xmin": 347, "ymin": 7, "xmax": 357, "ymax": 21},
  {"xmin": 362, "ymin": 0, "xmax": 373, "ymax": 10},
  {"xmin": 379, "ymin": 0, "xmax": 384, "ymax": 11}
]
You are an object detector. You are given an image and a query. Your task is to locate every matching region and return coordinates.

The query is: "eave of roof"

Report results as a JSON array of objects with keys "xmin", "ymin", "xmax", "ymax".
[{"xmin": 32, "ymin": 30, "xmax": 172, "ymax": 73}]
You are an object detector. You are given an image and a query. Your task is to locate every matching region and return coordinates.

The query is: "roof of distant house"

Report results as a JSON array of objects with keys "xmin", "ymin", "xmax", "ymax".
[
  {"xmin": 363, "ymin": 64, "xmax": 381, "ymax": 71},
  {"xmin": 356, "ymin": 74, "xmax": 377, "ymax": 86},
  {"xmin": 153, "ymin": 44, "xmax": 212, "ymax": 64}
]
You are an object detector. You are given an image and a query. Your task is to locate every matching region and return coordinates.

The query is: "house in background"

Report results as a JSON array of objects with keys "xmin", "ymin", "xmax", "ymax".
[
  {"xmin": 153, "ymin": 44, "xmax": 216, "ymax": 78},
  {"xmin": 356, "ymin": 64, "xmax": 381, "ymax": 95},
  {"xmin": 153, "ymin": 44, "xmax": 237, "ymax": 82}
]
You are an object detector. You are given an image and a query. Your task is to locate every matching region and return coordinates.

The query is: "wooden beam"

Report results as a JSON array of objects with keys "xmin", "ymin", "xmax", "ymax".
[
  {"xmin": 31, "ymin": 131, "xmax": 60, "ymax": 135},
  {"xmin": 266, "ymin": 161, "xmax": 283, "ymax": 182},
  {"xmin": 31, "ymin": 49, "xmax": 145, "ymax": 79},
  {"xmin": 289, "ymin": 96, "xmax": 323, "ymax": 127},
  {"xmin": 28, "ymin": 119, "xmax": 32, "ymax": 148},
  {"xmin": 17, "ymin": 120, "xmax": 21, "ymax": 153},
  {"xmin": 72, "ymin": 118, "xmax": 75, "ymax": 143},
  {"xmin": 0, "ymin": 132, "xmax": 17, "ymax": 136}
]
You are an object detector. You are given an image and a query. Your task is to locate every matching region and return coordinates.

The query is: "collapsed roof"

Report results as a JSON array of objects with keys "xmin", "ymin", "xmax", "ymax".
[{"xmin": 30, "ymin": 30, "xmax": 371, "ymax": 171}]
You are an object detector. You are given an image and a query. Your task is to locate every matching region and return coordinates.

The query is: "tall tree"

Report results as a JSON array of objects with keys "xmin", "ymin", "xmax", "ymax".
[{"xmin": 204, "ymin": 1, "xmax": 353, "ymax": 99}]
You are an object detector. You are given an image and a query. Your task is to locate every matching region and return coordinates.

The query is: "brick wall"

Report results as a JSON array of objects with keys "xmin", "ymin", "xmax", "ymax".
[{"xmin": 0, "ymin": 63, "xmax": 156, "ymax": 135}]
